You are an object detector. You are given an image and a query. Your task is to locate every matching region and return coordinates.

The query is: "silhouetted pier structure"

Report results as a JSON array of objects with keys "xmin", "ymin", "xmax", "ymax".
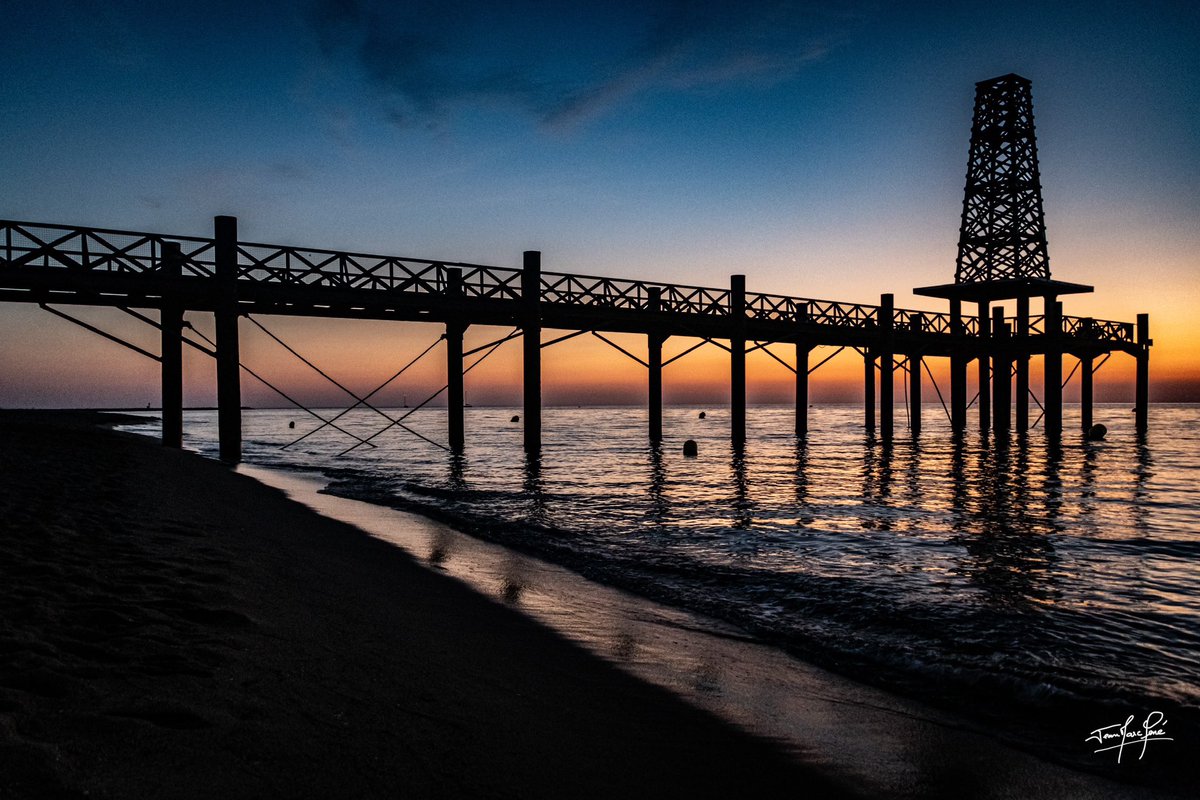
[{"xmin": 0, "ymin": 75, "xmax": 1149, "ymax": 459}]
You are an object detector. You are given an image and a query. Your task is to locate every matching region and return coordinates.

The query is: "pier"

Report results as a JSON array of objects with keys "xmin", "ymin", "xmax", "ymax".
[{"xmin": 0, "ymin": 75, "xmax": 1149, "ymax": 459}]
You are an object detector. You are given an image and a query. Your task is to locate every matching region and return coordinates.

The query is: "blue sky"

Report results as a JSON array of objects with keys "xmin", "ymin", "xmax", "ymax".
[{"xmin": 1, "ymin": 0, "xmax": 1197, "ymax": 406}]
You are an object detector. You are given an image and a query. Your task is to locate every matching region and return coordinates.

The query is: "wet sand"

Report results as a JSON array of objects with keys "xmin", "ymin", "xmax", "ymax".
[
  {"xmin": 0, "ymin": 411, "xmax": 1171, "ymax": 798},
  {"xmin": 0, "ymin": 410, "xmax": 849, "ymax": 799}
]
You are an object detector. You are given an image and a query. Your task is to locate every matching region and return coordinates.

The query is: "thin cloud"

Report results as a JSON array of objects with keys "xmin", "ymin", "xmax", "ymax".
[{"xmin": 309, "ymin": 0, "xmax": 865, "ymax": 131}]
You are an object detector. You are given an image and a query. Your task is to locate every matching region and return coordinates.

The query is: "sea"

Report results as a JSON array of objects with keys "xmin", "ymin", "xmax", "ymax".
[{"xmin": 120, "ymin": 403, "xmax": 1199, "ymax": 782}]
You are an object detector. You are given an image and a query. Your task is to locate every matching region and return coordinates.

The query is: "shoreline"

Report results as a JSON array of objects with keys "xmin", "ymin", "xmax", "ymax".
[{"xmin": 0, "ymin": 410, "xmax": 1176, "ymax": 797}]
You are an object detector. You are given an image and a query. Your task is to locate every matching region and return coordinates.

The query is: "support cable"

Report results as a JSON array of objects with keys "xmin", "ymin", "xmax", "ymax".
[
  {"xmin": 245, "ymin": 315, "xmax": 435, "ymax": 449},
  {"xmin": 808, "ymin": 346, "xmax": 846, "ymax": 376},
  {"xmin": 753, "ymin": 341, "xmax": 797, "ymax": 374},
  {"xmin": 285, "ymin": 334, "xmax": 447, "ymax": 449},
  {"xmin": 540, "ymin": 329, "xmax": 588, "ymax": 349},
  {"xmin": 592, "ymin": 331, "xmax": 648, "ymax": 368},
  {"xmin": 338, "ymin": 327, "xmax": 514, "ymax": 457},
  {"xmin": 183, "ymin": 318, "xmax": 378, "ymax": 449},
  {"xmin": 663, "ymin": 339, "xmax": 714, "ymax": 367},
  {"xmin": 921, "ymin": 359, "xmax": 952, "ymax": 424},
  {"xmin": 40, "ymin": 304, "xmax": 160, "ymax": 362}
]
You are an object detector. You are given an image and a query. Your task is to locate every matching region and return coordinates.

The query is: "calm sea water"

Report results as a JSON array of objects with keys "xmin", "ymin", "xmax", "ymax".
[{"xmin": 121, "ymin": 404, "xmax": 1200, "ymax": 756}]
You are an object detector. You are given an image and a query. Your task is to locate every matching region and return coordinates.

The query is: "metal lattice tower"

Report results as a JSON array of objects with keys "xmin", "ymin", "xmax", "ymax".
[{"xmin": 955, "ymin": 74, "xmax": 1050, "ymax": 284}]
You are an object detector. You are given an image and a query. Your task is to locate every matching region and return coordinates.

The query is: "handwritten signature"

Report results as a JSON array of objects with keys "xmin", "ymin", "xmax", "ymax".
[{"xmin": 1086, "ymin": 712, "xmax": 1173, "ymax": 763}]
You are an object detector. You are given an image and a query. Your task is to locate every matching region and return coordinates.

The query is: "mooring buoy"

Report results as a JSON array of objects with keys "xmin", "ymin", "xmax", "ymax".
[
  {"xmin": 1088, "ymin": 423, "xmax": 1107, "ymax": 440},
  {"xmin": 683, "ymin": 439, "xmax": 698, "ymax": 457}
]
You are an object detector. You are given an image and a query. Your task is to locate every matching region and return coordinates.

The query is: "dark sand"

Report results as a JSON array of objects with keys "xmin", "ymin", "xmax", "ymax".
[{"xmin": 0, "ymin": 411, "xmax": 853, "ymax": 799}]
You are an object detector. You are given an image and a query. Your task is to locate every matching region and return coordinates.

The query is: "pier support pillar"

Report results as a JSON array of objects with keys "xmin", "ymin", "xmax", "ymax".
[
  {"xmin": 214, "ymin": 215, "xmax": 241, "ymax": 462},
  {"xmin": 992, "ymin": 307, "xmax": 1010, "ymax": 435},
  {"xmin": 879, "ymin": 294, "xmax": 894, "ymax": 442},
  {"xmin": 648, "ymin": 287, "xmax": 664, "ymax": 443},
  {"xmin": 160, "ymin": 242, "xmax": 184, "ymax": 448},
  {"xmin": 446, "ymin": 268, "xmax": 466, "ymax": 452},
  {"xmin": 1015, "ymin": 296, "xmax": 1030, "ymax": 432},
  {"xmin": 949, "ymin": 299, "xmax": 967, "ymax": 431},
  {"xmin": 1080, "ymin": 355, "xmax": 1094, "ymax": 433},
  {"xmin": 864, "ymin": 348, "xmax": 875, "ymax": 436},
  {"xmin": 1136, "ymin": 313, "xmax": 1150, "ymax": 434},
  {"xmin": 795, "ymin": 302, "xmax": 810, "ymax": 437},
  {"xmin": 909, "ymin": 314, "xmax": 922, "ymax": 435},
  {"xmin": 522, "ymin": 251, "xmax": 542, "ymax": 453},
  {"xmin": 1044, "ymin": 297, "xmax": 1063, "ymax": 439},
  {"xmin": 977, "ymin": 301, "xmax": 991, "ymax": 433},
  {"xmin": 730, "ymin": 274, "xmax": 746, "ymax": 446}
]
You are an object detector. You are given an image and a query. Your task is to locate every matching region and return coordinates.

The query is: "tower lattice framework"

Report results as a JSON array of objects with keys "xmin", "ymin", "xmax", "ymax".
[{"xmin": 955, "ymin": 73, "xmax": 1050, "ymax": 284}]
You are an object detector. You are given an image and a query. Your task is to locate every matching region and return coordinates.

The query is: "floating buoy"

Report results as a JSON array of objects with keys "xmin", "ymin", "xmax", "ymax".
[
  {"xmin": 288, "ymin": 421, "xmax": 295, "ymax": 429},
  {"xmin": 1088, "ymin": 423, "xmax": 1107, "ymax": 440},
  {"xmin": 683, "ymin": 439, "xmax": 698, "ymax": 457},
  {"xmin": 698, "ymin": 411, "xmax": 706, "ymax": 420},
  {"xmin": 510, "ymin": 415, "xmax": 520, "ymax": 423}
]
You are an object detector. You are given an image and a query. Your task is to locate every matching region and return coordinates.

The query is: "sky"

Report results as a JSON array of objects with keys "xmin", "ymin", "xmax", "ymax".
[{"xmin": 1, "ymin": 0, "xmax": 1197, "ymax": 409}]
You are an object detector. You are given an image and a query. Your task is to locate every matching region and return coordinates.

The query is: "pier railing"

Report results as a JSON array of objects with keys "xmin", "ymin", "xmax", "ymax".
[{"xmin": 0, "ymin": 219, "xmax": 1134, "ymax": 345}]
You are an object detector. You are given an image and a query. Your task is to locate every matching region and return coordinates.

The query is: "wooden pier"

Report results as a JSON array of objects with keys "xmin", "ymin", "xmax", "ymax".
[
  {"xmin": 0, "ymin": 214, "xmax": 1147, "ymax": 460},
  {"xmin": 0, "ymin": 75, "xmax": 1151, "ymax": 459}
]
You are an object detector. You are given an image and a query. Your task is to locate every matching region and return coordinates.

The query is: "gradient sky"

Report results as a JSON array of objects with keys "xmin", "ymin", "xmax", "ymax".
[{"xmin": 1, "ymin": 0, "xmax": 1197, "ymax": 408}]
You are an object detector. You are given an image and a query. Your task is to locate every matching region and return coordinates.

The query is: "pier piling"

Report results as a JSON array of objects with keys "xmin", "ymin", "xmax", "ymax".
[
  {"xmin": 909, "ymin": 314, "xmax": 922, "ymax": 435},
  {"xmin": 992, "ymin": 307, "xmax": 1010, "ymax": 435},
  {"xmin": 950, "ymin": 299, "xmax": 967, "ymax": 431},
  {"xmin": 648, "ymin": 287, "xmax": 664, "ymax": 443},
  {"xmin": 1015, "ymin": 296, "xmax": 1030, "ymax": 432},
  {"xmin": 160, "ymin": 242, "xmax": 183, "ymax": 448},
  {"xmin": 1044, "ymin": 298, "xmax": 1063, "ymax": 438},
  {"xmin": 978, "ymin": 301, "xmax": 991, "ymax": 433},
  {"xmin": 880, "ymin": 294, "xmax": 894, "ymax": 442},
  {"xmin": 730, "ymin": 275, "xmax": 746, "ymax": 445},
  {"xmin": 214, "ymin": 215, "xmax": 241, "ymax": 462},
  {"xmin": 446, "ymin": 268, "xmax": 466, "ymax": 452},
  {"xmin": 522, "ymin": 251, "xmax": 542, "ymax": 453},
  {"xmin": 795, "ymin": 302, "xmax": 810, "ymax": 436},
  {"xmin": 1136, "ymin": 313, "xmax": 1150, "ymax": 434}
]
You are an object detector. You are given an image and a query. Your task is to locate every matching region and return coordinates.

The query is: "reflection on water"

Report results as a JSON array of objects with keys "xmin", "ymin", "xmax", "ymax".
[{"xmin": 122, "ymin": 404, "xmax": 1200, "ymax": 739}]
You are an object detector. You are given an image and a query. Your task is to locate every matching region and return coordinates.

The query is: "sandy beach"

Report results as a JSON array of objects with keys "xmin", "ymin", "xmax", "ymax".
[
  {"xmin": 0, "ymin": 410, "xmax": 852, "ymax": 799},
  {"xmin": 0, "ymin": 411, "xmax": 1180, "ymax": 799}
]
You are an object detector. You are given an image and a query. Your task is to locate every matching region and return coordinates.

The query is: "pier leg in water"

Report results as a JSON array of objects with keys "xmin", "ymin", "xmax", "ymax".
[
  {"xmin": 446, "ymin": 268, "xmax": 467, "ymax": 452},
  {"xmin": 215, "ymin": 214, "xmax": 241, "ymax": 462},
  {"xmin": 647, "ymin": 287, "xmax": 664, "ymax": 443},
  {"xmin": 1015, "ymin": 296, "xmax": 1029, "ymax": 432},
  {"xmin": 795, "ymin": 302, "xmax": 810, "ymax": 437},
  {"xmin": 160, "ymin": 242, "xmax": 184, "ymax": 448},
  {"xmin": 909, "ymin": 314, "xmax": 922, "ymax": 435},
  {"xmin": 880, "ymin": 294, "xmax": 894, "ymax": 442},
  {"xmin": 950, "ymin": 299, "xmax": 967, "ymax": 431},
  {"xmin": 992, "ymin": 307, "xmax": 1010, "ymax": 436},
  {"xmin": 864, "ymin": 349, "xmax": 875, "ymax": 436},
  {"xmin": 1136, "ymin": 313, "xmax": 1150, "ymax": 434},
  {"xmin": 522, "ymin": 251, "xmax": 542, "ymax": 453},
  {"xmin": 1043, "ymin": 297, "xmax": 1063, "ymax": 438},
  {"xmin": 977, "ymin": 300, "xmax": 990, "ymax": 434},
  {"xmin": 730, "ymin": 274, "xmax": 746, "ymax": 446}
]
